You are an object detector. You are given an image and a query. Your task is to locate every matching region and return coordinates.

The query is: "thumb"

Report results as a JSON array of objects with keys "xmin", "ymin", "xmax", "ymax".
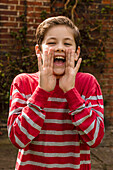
[
  {"xmin": 35, "ymin": 44, "xmax": 40, "ymax": 56},
  {"xmin": 75, "ymin": 58, "xmax": 82, "ymax": 73},
  {"xmin": 37, "ymin": 53, "xmax": 43, "ymax": 71}
]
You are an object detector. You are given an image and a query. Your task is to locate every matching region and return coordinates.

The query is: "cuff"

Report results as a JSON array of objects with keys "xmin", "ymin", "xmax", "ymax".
[
  {"xmin": 64, "ymin": 88, "xmax": 85, "ymax": 111},
  {"xmin": 28, "ymin": 87, "xmax": 50, "ymax": 108}
]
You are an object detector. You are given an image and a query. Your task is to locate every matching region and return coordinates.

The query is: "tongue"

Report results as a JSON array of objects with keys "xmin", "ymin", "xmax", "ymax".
[{"xmin": 54, "ymin": 60, "xmax": 64, "ymax": 66}]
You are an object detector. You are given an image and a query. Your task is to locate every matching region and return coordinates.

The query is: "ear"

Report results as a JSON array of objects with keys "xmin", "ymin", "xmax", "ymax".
[
  {"xmin": 35, "ymin": 44, "xmax": 40, "ymax": 56},
  {"xmin": 75, "ymin": 46, "xmax": 80, "ymax": 61}
]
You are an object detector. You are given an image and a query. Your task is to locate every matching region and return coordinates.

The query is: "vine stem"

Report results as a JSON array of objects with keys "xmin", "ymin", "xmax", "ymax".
[
  {"xmin": 51, "ymin": 0, "xmax": 57, "ymax": 8},
  {"xmin": 64, "ymin": 0, "xmax": 70, "ymax": 9},
  {"xmin": 71, "ymin": 0, "xmax": 78, "ymax": 22}
]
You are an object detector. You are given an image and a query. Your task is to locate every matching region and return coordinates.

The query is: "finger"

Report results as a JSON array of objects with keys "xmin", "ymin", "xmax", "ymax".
[
  {"xmin": 51, "ymin": 54, "xmax": 54, "ymax": 68},
  {"xmin": 49, "ymin": 48, "xmax": 54, "ymax": 68},
  {"xmin": 43, "ymin": 50, "xmax": 48, "ymax": 68},
  {"xmin": 48, "ymin": 48, "xmax": 54, "ymax": 67},
  {"xmin": 74, "ymin": 58, "xmax": 82, "ymax": 73},
  {"xmin": 70, "ymin": 50, "xmax": 75, "ymax": 68},
  {"xmin": 37, "ymin": 54, "xmax": 43, "ymax": 71},
  {"xmin": 66, "ymin": 49, "xmax": 71, "ymax": 67},
  {"xmin": 66, "ymin": 49, "xmax": 75, "ymax": 68},
  {"xmin": 75, "ymin": 53, "xmax": 79, "ymax": 61}
]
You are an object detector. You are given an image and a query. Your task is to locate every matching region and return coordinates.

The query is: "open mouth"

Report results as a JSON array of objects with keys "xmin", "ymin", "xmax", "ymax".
[{"xmin": 54, "ymin": 56, "xmax": 66, "ymax": 63}]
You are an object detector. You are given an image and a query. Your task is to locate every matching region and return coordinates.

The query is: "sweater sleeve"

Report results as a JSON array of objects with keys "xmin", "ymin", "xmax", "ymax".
[
  {"xmin": 64, "ymin": 75, "xmax": 104, "ymax": 148},
  {"xmin": 7, "ymin": 74, "xmax": 49, "ymax": 149}
]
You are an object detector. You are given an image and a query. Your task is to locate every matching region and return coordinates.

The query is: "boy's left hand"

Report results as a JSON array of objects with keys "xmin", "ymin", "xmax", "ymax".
[{"xmin": 59, "ymin": 49, "xmax": 82, "ymax": 93}]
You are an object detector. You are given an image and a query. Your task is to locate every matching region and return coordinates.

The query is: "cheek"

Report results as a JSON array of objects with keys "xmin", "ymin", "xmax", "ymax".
[
  {"xmin": 66, "ymin": 47, "xmax": 73, "ymax": 50},
  {"xmin": 66, "ymin": 46, "xmax": 76, "ymax": 51},
  {"xmin": 42, "ymin": 44, "xmax": 49, "ymax": 53},
  {"xmin": 42, "ymin": 44, "xmax": 55, "ymax": 53}
]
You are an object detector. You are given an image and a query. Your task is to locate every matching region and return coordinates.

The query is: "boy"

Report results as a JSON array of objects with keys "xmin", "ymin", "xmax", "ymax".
[{"xmin": 7, "ymin": 16, "xmax": 104, "ymax": 170}]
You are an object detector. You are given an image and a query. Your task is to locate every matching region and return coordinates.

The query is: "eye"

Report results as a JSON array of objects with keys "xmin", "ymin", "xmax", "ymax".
[
  {"xmin": 47, "ymin": 42, "xmax": 56, "ymax": 45},
  {"xmin": 64, "ymin": 42, "xmax": 72, "ymax": 46}
]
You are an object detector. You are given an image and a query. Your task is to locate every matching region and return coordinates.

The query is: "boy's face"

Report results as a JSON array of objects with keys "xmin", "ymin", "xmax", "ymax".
[{"xmin": 41, "ymin": 25, "xmax": 80, "ymax": 77}]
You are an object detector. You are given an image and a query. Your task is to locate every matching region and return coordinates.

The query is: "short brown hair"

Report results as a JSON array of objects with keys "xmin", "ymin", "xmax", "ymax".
[{"xmin": 36, "ymin": 16, "xmax": 80, "ymax": 51}]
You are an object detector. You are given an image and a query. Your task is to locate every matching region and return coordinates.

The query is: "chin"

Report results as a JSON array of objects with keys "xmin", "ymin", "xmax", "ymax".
[
  {"xmin": 53, "ymin": 70, "xmax": 65, "ymax": 79},
  {"xmin": 53, "ymin": 67, "xmax": 65, "ymax": 74}
]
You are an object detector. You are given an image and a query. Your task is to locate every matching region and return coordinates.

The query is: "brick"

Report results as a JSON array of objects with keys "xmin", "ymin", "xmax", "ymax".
[
  {"xmin": 9, "ymin": 6, "xmax": 15, "ymax": 10},
  {"xmin": 9, "ymin": 17, "xmax": 16, "ymax": 22},
  {"xmin": 105, "ymin": 109, "xmax": 113, "ymax": 117},
  {"xmin": 0, "ymin": 10, "xmax": 17, "ymax": 16},
  {"xmin": 10, "ymin": 28, "xmax": 20, "ymax": 32},
  {"xmin": 3, "ymin": 22, "xmax": 18, "ymax": 27},
  {"xmin": 106, "ymin": 53, "xmax": 113, "ymax": 58},
  {"xmin": 0, "ymin": 33, "xmax": 11, "ymax": 39},
  {"xmin": 7, "ymin": 0, "xmax": 18, "ymax": 5},
  {"xmin": 0, "ymin": 16, "xmax": 8, "ymax": 20},
  {"xmin": 0, "ymin": 0, "xmax": 18, "ymax": 5},
  {"xmin": 27, "ymin": 12, "xmax": 40, "ymax": 18},
  {"xmin": 27, "ymin": 30, "xmax": 34, "ymax": 35},
  {"xmin": 0, "ymin": 5, "xmax": 8, "ymax": 9},
  {"xmin": 26, "ymin": 35, "xmax": 35, "ymax": 40},
  {"xmin": 27, "ymin": 1, "xmax": 42, "ymax": 6},
  {"xmin": 34, "ymin": 18, "xmax": 42, "ymax": 24},
  {"xmin": 0, "ymin": 0, "xmax": 9, "ymax": 3},
  {"xmin": 102, "ymin": 0, "xmax": 111, "ymax": 4},
  {"xmin": 0, "ymin": 28, "xmax": 7, "ymax": 32},
  {"xmin": 43, "ymin": 2, "xmax": 50, "ymax": 6},
  {"xmin": 103, "ymin": 74, "xmax": 113, "ymax": 79},
  {"xmin": 27, "ymin": 18, "xmax": 34, "ymax": 23},
  {"xmin": 0, "ymin": 40, "xmax": 9, "ymax": 44},
  {"xmin": 18, "ymin": 11, "xmax": 24, "ymax": 16},
  {"xmin": 35, "ymin": 6, "xmax": 50, "ymax": 13},
  {"xmin": 16, "ymin": 17, "xmax": 22, "ymax": 22},
  {"xmin": 27, "ymin": 6, "xmax": 34, "ymax": 12},
  {"xmin": 20, "ymin": 0, "xmax": 25, "ymax": 5},
  {"xmin": 16, "ymin": 5, "xmax": 24, "ymax": 11},
  {"xmin": 109, "ymin": 57, "xmax": 113, "ymax": 63}
]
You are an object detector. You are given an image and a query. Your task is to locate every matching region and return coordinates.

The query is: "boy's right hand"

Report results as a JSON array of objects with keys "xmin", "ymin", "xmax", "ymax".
[{"xmin": 37, "ymin": 48, "xmax": 56, "ymax": 92}]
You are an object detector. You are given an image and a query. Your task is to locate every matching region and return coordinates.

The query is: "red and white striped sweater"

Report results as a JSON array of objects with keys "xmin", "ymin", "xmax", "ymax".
[{"xmin": 8, "ymin": 72, "xmax": 104, "ymax": 170}]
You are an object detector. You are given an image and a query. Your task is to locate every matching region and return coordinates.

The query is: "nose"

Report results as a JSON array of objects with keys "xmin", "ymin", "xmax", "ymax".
[{"xmin": 55, "ymin": 42, "xmax": 65, "ymax": 53}]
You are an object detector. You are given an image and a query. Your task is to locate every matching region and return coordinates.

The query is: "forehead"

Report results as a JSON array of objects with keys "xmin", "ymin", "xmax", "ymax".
[{"xmin": 43, "ymin": 25, "xmax": 75, "ymax": 40}]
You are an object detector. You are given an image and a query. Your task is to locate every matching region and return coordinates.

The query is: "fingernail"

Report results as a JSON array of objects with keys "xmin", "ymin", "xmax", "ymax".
[{"xmin": 37, "ymin": 54, "xmax": 40, "ymax": 58}]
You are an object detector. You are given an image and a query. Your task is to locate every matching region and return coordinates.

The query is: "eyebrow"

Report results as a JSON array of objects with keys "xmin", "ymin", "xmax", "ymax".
[
  {"xmin": 64, "ymin": 38, "xmax": 73, "ymax": 41},
  {"xmin": 47, "ymin": 37, "xmax": 73, "ymax": 41},
  {"xmin": 47, "ymin": 37, "xmax": 56, "ymax": 41}
]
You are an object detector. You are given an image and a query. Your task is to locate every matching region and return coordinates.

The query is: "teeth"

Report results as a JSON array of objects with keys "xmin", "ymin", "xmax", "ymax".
[{"xmin": 55, "ymin": 56, "xmax": 65, "ymax": 60}]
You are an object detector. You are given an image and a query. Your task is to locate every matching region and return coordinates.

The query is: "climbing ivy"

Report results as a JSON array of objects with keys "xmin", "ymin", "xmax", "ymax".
[
  {"xmin": 0, "ymin": 0, "xmax": 110, "ymax": 115},
  {"xmin": 0, "ymin": 1, "xmax": 37, "ymax": 114},
  {"xmin": 49, "ymin": 0, "xmax": 109, "ymax": 71}
]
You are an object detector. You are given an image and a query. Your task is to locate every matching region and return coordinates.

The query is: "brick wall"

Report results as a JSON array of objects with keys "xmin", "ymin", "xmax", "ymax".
[
  {"xmin": 0, "ymin": 0, "xmax": 113, "ymax": 125},
  {"xmin": 0, "ymin": 0, "xmax": 50, "ymax": 57},
  {"xmin": 51, "ymin": 1, "xmax": 113, "ymax": 126},
  {"xmin": 101, "ymin": 0, "xmax": 113, "ymax": 125}
]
